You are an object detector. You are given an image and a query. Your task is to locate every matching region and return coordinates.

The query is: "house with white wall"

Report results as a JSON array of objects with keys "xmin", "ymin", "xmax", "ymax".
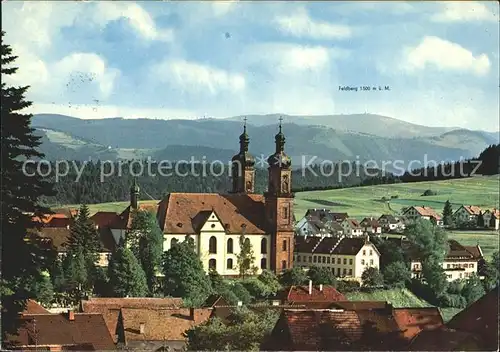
[
  {"xmin": 360, "ymin": 217, "xmax": 382, "ymax": 234},
  {"xmin": 402, "ymin": 206, "xmax": 443, "ymax": 226},
  {"xmin": 482, "ymin": 209, "xmax": 499, "ymax": 230},
  {"xmin": 453, "ymin": 205, "xmax": 483, "ymax": 225},
  {"xmin": 409, "ymin": 240, "xmax": 483, "ymax": 282},
  {"xmin": 294, "ymin": 235, "xmax": 380, "ymax": 281},
  {"xmin": 340, "ymin": 218, "xmax": 363, "ymax": 236}
]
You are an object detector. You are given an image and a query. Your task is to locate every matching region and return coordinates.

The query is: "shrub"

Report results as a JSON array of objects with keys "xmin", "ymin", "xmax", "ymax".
[{"xmin": 422, "ymin": 189, "xmax": 437, "ymax": 196}]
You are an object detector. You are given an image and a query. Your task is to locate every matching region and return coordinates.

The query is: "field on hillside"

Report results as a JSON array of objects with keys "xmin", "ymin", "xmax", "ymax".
[
  {"xmin": 57, "ymin": 175, "xmax": 499, "ymax": 221},
  {"xmin": 294, "ymin": 175, "xmax": 499, "ymax": 219}
]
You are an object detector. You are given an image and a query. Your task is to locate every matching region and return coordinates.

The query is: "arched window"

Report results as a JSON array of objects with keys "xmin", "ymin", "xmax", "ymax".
[
  {"xmin": 261, "ymin": 258, "xmax": 267, "ymax": 269},
  {"xmin": 227, "ymin": 258, "xmax": 233, "ymax": 269},
  {"xmin": 209, "ymin": 259, "xmax": 216, "ymax": 270},
  {"xmin": 261, "ymin": 238, "xmax": 267, "ymax": 254},
  {"xmin": 281, "ymin": 260, "xmax": 287, "ymax": 270},
  {"xmin": 171, "ymin": 238, "xmax": 178, "ymax": 248},
  {"xmin": 227, "ymin": 238, "xmax": 233, "ymax": 254},
  {"xmin": 209, "ymin": 236, "xmax": 217, "ymax": 254}
]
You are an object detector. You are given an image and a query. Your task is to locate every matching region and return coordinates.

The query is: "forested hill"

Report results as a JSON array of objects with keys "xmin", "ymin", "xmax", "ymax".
[{"xmin": 41, "ymin": 162, "xmax": 378, "ymax": 206}]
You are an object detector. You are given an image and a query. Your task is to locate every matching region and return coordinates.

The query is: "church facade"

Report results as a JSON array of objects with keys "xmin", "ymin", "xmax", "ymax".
[{"xmin": 156, "ymin": 120, "xmax": 295, "ymax": 275}]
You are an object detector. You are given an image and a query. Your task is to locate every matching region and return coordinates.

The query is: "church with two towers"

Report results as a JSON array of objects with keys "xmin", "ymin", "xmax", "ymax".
[{"xmin": 155, "ymin": 120, "xmax": 294, "ymax": 275}]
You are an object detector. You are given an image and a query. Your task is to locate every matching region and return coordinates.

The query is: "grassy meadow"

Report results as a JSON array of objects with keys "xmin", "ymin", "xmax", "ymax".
[{"xmin": 294, "ymin": 175, "xmax": 499, "ymax": 219}]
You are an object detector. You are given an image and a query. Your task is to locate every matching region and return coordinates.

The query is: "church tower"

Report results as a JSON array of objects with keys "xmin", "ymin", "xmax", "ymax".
[
  {"xmin": 265, "ymin": 118, "xmax": 294, "ymax": 273},
  {"xmin": 130, "ymin": 178, "xmax": 140, "ymax": 209},
  {"xmin": 230, "ymin": 118, "xmax": 256, "ymax": 193}
]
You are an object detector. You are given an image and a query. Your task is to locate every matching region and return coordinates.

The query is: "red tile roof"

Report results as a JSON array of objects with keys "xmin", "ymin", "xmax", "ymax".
[
  {"xmin": 4, "ymin": 313, "xmax": 115, "ymax": 351},
  {"xmin": 462, "ymin": 205, "xmax": 483, "ymax": 216},
  {"xmin": 360, "ymin": 217, "xmax": 381, "ymax": 228},
  {"xmin": 90, "ymin": 211, "xmax": 124, "ymax": 228},
  {"xmin": 281, "ymin": 285, "xmax": 346, "ymax": 303},
  {"xmin": 447, "ymin": 286, "xmax": 499, "ymax": 350},
  {"xmin": 22, "ymin": 300, "xmax": 50, "ymax": 314},
  {"xmin": 410, "ymin": 206, "xmax": 442, "ymax": 220},
  {"xmin": 344, "ymin": 218, "xmax": 361, "ymax": 229},
  {"xmin": 81, "ymin": 297, "xmax": 183, "ymax": 342},
  {"xmin": 119, "ymin": 307, "xmax": 212, "ymax": 343},
  {"xmin": 393, "ymin": 307, "xmax": 444, "ymax": 340},
  {"xmin": 157, "ymin": 193, "xmax": 267, "ymax": 234}
]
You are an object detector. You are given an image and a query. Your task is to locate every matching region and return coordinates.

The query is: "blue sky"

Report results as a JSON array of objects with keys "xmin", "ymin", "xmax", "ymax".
[{"xmin": 2, "ymin": 1, "xmax": 499, "ymax": 130}]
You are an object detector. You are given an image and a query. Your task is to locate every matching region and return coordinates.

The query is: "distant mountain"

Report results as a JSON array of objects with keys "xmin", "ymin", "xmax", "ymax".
[
  {"xmin": 32, "ymin": 114, "xmax": 493, "ymax": 169},
  {"xmin": 226, "ymin": 113, "xmax": 460, "ymax": 138}
]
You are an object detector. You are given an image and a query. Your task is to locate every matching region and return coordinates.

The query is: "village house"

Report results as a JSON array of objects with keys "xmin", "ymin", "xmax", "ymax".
[
  {"xmin": 294, "ymin": 236, "xmax": 380, "ymax": 280},
  {"xmin": 452, "ymin": 205, "xmax": 483, "ymax": 224},
  {"xmin": 3, "ymin": 302, "xmax": 115, "ymax": 351},
  {"xmin": 377, "ymin": 214, "xmax": 405, "ymax": 232},
  {"xmin": 158, "ymin": 121, "xmax": 295, "ymax": 275},
  {"xmin": 402, "ymin": 206, "xmax": 443, "ymax": 226},
  {"xmin": 261, "ymin": 304, "xmax": 444, "ymax": 351},
  {"xmin": 31, "ymin": 213, "xmax": 116, "ymax": 267},
  {"xmin": 482, "ymin": 208, "xmax": 500, "ymax": 230},
  {"xmin": 409, "ymin": 240, "xmax": 483, "ymax": 281},
  {"xmin": 295, "ymin": 215, "xmax": 343, "ymax": 237},
  {"xmin": 359, "ymin": 217, "xmax": 382, "ymax": 234},
  {"xmin": 340, "ymin": 218, "xmax": 363, "ymax": 236}
]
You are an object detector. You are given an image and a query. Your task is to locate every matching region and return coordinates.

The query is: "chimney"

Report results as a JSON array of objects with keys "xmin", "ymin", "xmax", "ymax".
[
  {"xmin": 190, "ymin": 307, "xmax": 195, "ymax": 320},
  {"xmin": 319, "ymin": 284, "xmax": 323, "ymax": 292},
  {"xmin": 67, "ymin": 310, "xmax": 75, "ymax": 321},
  {"xmin": 308, "ymin": 280, "xmax": 312, "ymax": 295},
  {"xmin": 139, "ymin": 322, "xmax": 145, "ymax": 334},
  {"xmin": 237, "ymin": 301, "xmax": 243, "ymax": 306}
]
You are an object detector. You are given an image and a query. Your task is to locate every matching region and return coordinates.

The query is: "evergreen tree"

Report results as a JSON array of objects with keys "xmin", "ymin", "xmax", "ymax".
[
  {"xmin": 237, "ymin": 235, "xmax": 258, "ymax": 278},
  {"xmin": 1, "ymin": 31, "xmax": 54, "ymax": 336},
  {"xmin": 442, "ymin": 200, "xmax": 453, "ymax": 226},
  {"xmin": 162, "ymin": 236, "xmax": 211, "ymax": 307},
  {"xmin": 67, "ymin": 204, "xmax": 101, "ymax": 265},
  {"xmin": 477, "ymin": 212, "xmax": 485, "ymax": 228},
  {"xmin": 27, "ymin": 271, "xmax": 54, "ymax": 307},
  {"xmin": 62, "ymin": 248, "xmax": 89, "ymax": 302},
  {"xmin": 108, "ymin": 241, "xmax": 148, "ymax": 297},
  {"xmin": 127, "ymin": 209, "xmax": 163, "ymax": 295}
]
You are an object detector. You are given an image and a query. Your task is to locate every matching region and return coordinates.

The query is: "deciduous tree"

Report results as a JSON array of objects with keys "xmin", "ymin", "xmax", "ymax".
[
  {"xmin": 383, "ymin": 261, "xmax": 411, "ymax": 288},
  {"xmin": 279, "ymin": 267, "xmax": 307, "ymax": 287},
  {"xmin": 307, "ymin": 266, "xmax": 337, "ymax": 286},
  {"xmin": 237, "ymin": 235, "xmax": 258, "ymax": 278},
  {"xmin": 361, "ymin": 267, "xmax": 384, "ymax": 287}
]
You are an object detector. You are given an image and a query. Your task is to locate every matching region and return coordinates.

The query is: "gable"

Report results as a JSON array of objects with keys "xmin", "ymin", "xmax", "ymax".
[{"xmin": 199, "ymin": 211, "xmax": 226, "ymax": 232}]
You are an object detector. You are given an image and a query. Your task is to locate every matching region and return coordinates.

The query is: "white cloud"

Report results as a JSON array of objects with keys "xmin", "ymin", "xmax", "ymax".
[
  {"xmin": 92, "ymin": 2, "xmax": 174, "ymax": 42},
  {"xmin": 211, "ymin": 1, "xmax": 238, "ymax": 17},
  {"xmin": 152, "ymin": 59, "xmax": 246, "ymax": 94},
  {"xmin": 401, "ymin": 36, "xmax": 491, "ymax": 76},
  {"xmin": 5, "ymin": 47, "xmax": 120, "ymax": 103},
  {"xmin": 275, "ymin": 8, "xmax": 352, "ymax": 40},
  {"xmin": 244, "ymin": 43, "xmax": 348, "ymax": 74},
  {"xmin": 26, "ymin": 103, "xmax": 197, "ymax": 120},
  {"xmin": 431, "ymin": 1, "xmax": 498, "ymax": 22}
]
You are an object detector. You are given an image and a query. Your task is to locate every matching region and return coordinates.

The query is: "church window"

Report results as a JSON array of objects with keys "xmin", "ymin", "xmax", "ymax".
[
  {"xmin": 227, "ymin": 238, "xmax": 233, "ymax": 254},
  {"xmin": 261, "ymin": 238, "xmax": 267, "ymax": 254},
  {"xmin": 209, "ymin": 259, "xmax": 216, "ymax": 270},
  {"xmin": 283, "ymin": 207, "xmax": 288, "ymax": 219},
  {"xmin": 209, "ymin": 236, "xmax": 217, "ymax": 254},
  {"xmin": 261, "ymin": 258, "xmax": 267, "ymax": 269},
  {"xmin": 282, "ymin": 239, "xmax": 287, "ymax": 251},
  {"xmin": 281, "ymin": 260, "xmax": 287, "ymax": 270},
  {"xmin": 227, "ymin": 258, "xmax": 233, "ymax": 269},
  {"xmin": 171, "ymin": 238, "xmax": 178, "ymax": 248}
]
